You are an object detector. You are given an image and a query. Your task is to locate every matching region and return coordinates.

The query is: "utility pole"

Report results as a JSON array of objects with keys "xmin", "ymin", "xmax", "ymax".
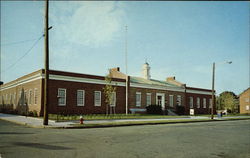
[
  {"xmin": 211, "ymin": 62, "xmax": 215, "ymax": 120},
  {"xmin": 43, "ymin": 0, "xmax": 49, "ymax": 125},
  {"xmin": 125, "ymin": 25, "xmax": 128, "ymax": 115}
]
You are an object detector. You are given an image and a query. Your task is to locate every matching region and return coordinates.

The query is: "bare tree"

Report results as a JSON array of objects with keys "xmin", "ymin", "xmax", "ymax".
[{"xmin": 103, "ymin": 72, "xmax": 116, "ymax": 115}]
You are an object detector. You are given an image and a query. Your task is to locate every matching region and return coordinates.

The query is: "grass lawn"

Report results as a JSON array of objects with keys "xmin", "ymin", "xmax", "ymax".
[{"xmin": 48, "ymin": 114, "xmax": 190, "ymax": 122}]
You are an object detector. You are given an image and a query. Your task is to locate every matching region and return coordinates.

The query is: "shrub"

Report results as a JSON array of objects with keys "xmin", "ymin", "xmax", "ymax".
[
  {"xmin": 28, "ymin": 111, "xmax": 34, "ymax": 117},
  {"xmin": 146, "ymin": 105, "xmax": 163, "ymax": 115},
  {"xmin": 176, "ymin": 106, "xmax": 185, "ymax": 115},
  {"xmin": 33, "ymin": 110, "xmax": 38, "ymax": 117}
]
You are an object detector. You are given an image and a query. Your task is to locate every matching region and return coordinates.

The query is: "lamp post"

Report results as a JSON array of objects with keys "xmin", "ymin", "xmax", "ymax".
[{"xmin": 211, "ymin": 61, "xmax": 232, "ymax": 119}]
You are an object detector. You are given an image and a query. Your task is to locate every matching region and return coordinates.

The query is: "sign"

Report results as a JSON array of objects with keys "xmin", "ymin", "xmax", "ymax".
[{"xmin": 190, "ymin": 109, "xmax": 194, "ymax": 115}]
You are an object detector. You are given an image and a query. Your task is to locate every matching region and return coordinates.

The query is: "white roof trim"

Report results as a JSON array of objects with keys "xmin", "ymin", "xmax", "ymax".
[
  {"xmin": 48, "ymin": 74, "xmax": 126, "ymax": 87},
  {"xmin": 130, "ymin": 83, "xmax": 185, "ymax": 92},
  {"xmin": 0, "ymin": 73, "xmax": 42, "ymax": 91},
  {"xmin": 186, "ymin": 89, "xmax": 212, "ymax": 95}
]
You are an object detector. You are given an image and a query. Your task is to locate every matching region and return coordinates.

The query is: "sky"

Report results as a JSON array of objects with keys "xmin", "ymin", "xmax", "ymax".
[{"xmin": 1, "ymin": 1, "xmax": 249, "ymax": 95}]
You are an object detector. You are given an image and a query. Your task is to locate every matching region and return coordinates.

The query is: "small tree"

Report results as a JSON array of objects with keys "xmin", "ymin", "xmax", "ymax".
[
  {"xmin": 217, "ymin": 91, "xmax": 239, "ymax": 113},
  {"xmin": 103, "ymin": 73, "xmax": 116, "ymax": 115}
]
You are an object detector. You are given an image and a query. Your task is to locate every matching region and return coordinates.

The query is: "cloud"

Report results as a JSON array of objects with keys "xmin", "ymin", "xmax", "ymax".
[{"xmin": 50, "ymin": 1, "xmax": 126, "ymax": 47}]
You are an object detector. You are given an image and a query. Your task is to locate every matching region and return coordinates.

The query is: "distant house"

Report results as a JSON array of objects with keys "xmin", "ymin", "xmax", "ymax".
[
  {"xmin": 0, "ymin": 63, "xmax": 213, "ymax": 116},
  {"xmin": 239, "ymin": 88, "xmax": 250, "ymax": 114}
]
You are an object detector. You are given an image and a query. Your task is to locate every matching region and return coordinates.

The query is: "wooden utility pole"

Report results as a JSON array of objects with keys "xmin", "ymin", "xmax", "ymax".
[
  {"xmin": 43, "ymin": 0, "xmax": 49, "ymax": 125},
  {"xmin": 125, "ymin": 25, "xmax": 128, "ymax": 115},
  {"xmin": 211, "ymin": 62, "xmax": 215, "ymax": 120}
]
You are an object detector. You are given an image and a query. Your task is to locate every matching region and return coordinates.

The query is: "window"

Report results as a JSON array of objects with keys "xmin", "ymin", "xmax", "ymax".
[
  {"xmin": 5, "ymin": 94, "xmax": 8, "ymax": 104},
  {"xmin": 245, "ymin": 98, "xmax": 249, "ymax": 103},
  {"xmin": 24, "ymin": 90, "xmax": 27, "ymax": 105},
  {"xmin": 94, "ymin": 91, "xmax": 101, "ymax": 106},
  {"xmin": 246, "ymin": 105, "xmax": 249, "ymax": 111},
  {"xmin": 169, "ymin": 95, "xmax": 174, "ymax": 107},
  {"xmin": 136, "ymin": 92, "xmax": 141, "ymax": 107},
  {"xmin": 146, "ymin": 93, "xmax": 151, "ymax": 106},
  {"xmin": 34, "ymin": 89, "xmax": 38, "ymax": 105},
  {"xmin": 77, "ymin": 90, "xmax": 85, "ymax": 106},
  {"xmin": 29, "ymin": 90, "xmax": 32, "ymax": 104},
  {"xmin": 19, "ymin": 91, "xmax": 22, "ymax": 99},
  {"xmin": 14, "ymin": 93, "xmax": 16, "ymax": 105},
  {"xmin": 177, "ymin": 95, "xmax": 182, "ymax": 106},
  {"xmin": 197, "ymin": 97, "xmax": 200, "ymax": 108},
  {"xmin": 203, "ymin": 98, "xmax": 206, "ymax": 108},
  {"xmin": 110, "ymin": 92, "xmax": 116, "ymax": 107},
  {"xmin": 209, "ymin": 99, "xmax": 212, "ymax": 108},
  {"xmin": 19, "ymin": 91, "xmax": 22, "ymax": 105},
  {"xmin": 10, "ymin": 94, "xmax": 13, "ymax": 105},
  {"xmin": 189, "ymin": 97, "xmax": 193, "ymax": 108},
  {"xmin": 58, "ymin": 88, "xmax": 66, "ymax": 106}
]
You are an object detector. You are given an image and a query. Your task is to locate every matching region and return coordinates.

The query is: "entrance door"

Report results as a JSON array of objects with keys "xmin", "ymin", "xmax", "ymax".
[
  {"xmin": 157, "ymin": 96, "xmax": 162, "ymax": 106},
  {"xmin": 156, "ymin": 93, "xmax": 165, "ymax": 110}
]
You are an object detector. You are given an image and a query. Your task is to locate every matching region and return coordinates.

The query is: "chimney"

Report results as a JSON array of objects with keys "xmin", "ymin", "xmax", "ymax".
[
  {"xmin": 110, "ymin": 67, "xmax": 120, "ymax": 72},
  {"xmin": 166, "ymin": 77, "xmax": 175, "ymax": 81},
  {"xmin": 142, "ymin": 62, "xmax": 151, "ymax": 80}
]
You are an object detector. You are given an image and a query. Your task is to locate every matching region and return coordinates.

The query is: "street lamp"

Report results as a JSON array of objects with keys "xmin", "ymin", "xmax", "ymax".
[{"xmin": 211, "ymin": 61, "xmax": 232, "ymax": 119}]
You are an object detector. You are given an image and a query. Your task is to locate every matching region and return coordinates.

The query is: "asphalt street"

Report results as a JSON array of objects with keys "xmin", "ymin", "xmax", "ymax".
[{"xmin": 0, "ymin": 119, "xmax": 249, "ymax": 158}]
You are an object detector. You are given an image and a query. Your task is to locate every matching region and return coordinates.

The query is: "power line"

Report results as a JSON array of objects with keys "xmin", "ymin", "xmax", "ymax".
[
  {"xmin": 2, "ymin": 35, "xmax": 43, "ymax": 73},
  {"xmin": 1, "ymin": 38, "xmax": 40, "ymax": 46}
]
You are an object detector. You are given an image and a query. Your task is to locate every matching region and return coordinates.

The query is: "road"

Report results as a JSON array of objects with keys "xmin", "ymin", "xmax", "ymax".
[{"xmin": 0, "ymin": 119, "xmax": 249, "ymax": 158}]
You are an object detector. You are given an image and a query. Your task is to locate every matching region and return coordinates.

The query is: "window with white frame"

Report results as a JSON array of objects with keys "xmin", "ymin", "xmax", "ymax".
[
  {"xmin": 197, "ymin": 97, "xmax": 200, "ymax": 108},
  {"xmin": 110, "ymin": 92, "xmax": 116, "ymax": 107},
  {"xmin": 29, "ymin": 90, "xmax": 32, "ymax": 105},
  {"xmin": 10, "ymin": 94, "xmax": 13, "ymax": 105},
  {"xmin": 169, "ymin": 95, "xmax": 174, "ymax": 107},
  {"xmin": 209, "ymin": 98, "xmax": 212, "ymax": 108},
  {"xmin": 6, "ymin": 94, "xmax": 8, "ymax": 104},
  {"xmin": 177, "ymin": 95, "xmax": 182, "ymax": 106},
  {"xmin": 19, "ymin": 91, "xmax": 22, "ymax": 99},
  {"xmin": 77, "ymin": 90, "xmax": 85, "ymax": 106},
  {"xmin": 146, "ymin": 93, "xmax": 151, "ymax": 106},
  {"xmin": 24, "ymin": 90, "xmax": 27, "ymax": 105},
  {"xmin": 14, "ymin": 93, "xmax": 16, "ymax": 105},
  {"xmin": 189, "ymin": 97, "xmax": 193, "ymax": 108},
  {"xmin": 136, "ymin": 92, "xmax": 141, "ymax": 107},
  {"xmin": 203, "ymin": 98, "xmax": 206, "ymax": 108},
  {"xmin": 94, "ymin": 91, "xmax": 101, "ymax": 106},
  {"xmin": 34, "ymin": 89, "xmax": 38, "ymax": 105},
  {"xmin": 246, "ymin": 105, "xmax": 249, "ymax": 111},
  {"xmin": 19, "ymin": 91, "xmax": 22, "ymax": 105},
  {"xmin": 245, "ymin": 98, "xmax": 249, "ymax": 103},
  {"xmin": 58, "ymin": 88, "xmax": 66, "ymax": 106},
  {"xmin": 1, "ymin": 95, "xmax": 3, "ymax": 102}
]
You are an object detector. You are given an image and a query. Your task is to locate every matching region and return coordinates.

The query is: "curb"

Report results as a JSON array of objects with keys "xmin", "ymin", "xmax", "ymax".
[
  {"xmin": 1, "ymin": 117, "xmax": 250, "ymax": 129},
  {"xmin": 53, "ymin": 117, "xmax": 250, "ymax": 129}
]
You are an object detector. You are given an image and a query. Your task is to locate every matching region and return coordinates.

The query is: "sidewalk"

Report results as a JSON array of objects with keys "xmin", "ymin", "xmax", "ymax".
[{"xmin": 1, "ymin": 113, "xmax": 250, "ymax": 129}]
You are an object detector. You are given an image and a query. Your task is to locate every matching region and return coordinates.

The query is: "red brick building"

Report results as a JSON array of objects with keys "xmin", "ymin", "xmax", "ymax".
[
  {"xmin": 239, "ymin": 88, "xmax": 250, "ymax": 114},
  {"xmin": 0, "ymin": 63, "xmax": 213, "ymax": 116}
]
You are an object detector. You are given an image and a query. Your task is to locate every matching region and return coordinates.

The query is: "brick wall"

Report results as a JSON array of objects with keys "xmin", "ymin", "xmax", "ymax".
[
  {"xmin": 0, "ymin": 78, "xmax": 42, "ymax": 116},
  {"xmin": 239, "ymin": 88, "xmax": 250, "ymax": 114},
  {"xmin": 47, "ymin": 79, "xmax": 126, "ymax": 115}
]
